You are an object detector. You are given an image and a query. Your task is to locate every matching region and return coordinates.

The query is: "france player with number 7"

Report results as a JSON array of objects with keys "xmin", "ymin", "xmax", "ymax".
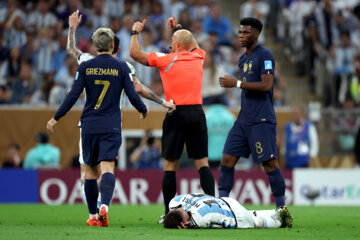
[
  {"xmin": 218, "ymin": 18, "xmax": 290, "ymax": 213},
  {"xmin": 46, "ymin": 28, "xmax": 147, "ymax": 227}
]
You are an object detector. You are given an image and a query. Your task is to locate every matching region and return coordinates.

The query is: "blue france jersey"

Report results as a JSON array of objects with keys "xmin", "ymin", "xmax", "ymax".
[
  {"xmin": 54, "ymin": 54, "xmax": 147, "ymax": 134},
  {"xmin": 169, "ymin": 194, "xmax": 237, "ymax": 229},
  {"xmin": 237, "ymin": 44, "xmax": 276, "ymax": 125}
]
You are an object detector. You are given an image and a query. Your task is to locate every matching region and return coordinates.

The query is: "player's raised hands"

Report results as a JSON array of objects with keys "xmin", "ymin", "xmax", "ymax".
[
  {"xmin": 167, "ymin": 16, "xmax": 178, "ymax": 30},
  {"xmin": 132, "ymin": 19, "xmax": 147, "ymax": 32},
  {"xmin": 46, "ymin": 117, "xmax": 57, "ymax": 134},
  {"xmin": 69, "ymin": 10, "xmax": 82, "ymax": 29},
  {"xmin": 219, "ymin": 75, "xmax": 237, "ymax": 88}
]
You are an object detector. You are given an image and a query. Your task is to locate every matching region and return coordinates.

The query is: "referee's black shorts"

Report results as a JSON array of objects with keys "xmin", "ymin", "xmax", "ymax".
[{"xmin": 162, "ymin": 104, "xmax": 208, "ymax": 160}]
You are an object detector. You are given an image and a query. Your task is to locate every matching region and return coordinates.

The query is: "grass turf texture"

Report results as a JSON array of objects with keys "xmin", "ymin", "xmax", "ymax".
[{"xmin": 0, "ymin": 204, "xmax": 359, "ymax": 240}]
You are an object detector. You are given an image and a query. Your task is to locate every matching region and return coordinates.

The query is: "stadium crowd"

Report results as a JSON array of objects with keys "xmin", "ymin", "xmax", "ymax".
[{"xmin": 1, "ymin": 0, "xmax": 360, "ymax": 109}]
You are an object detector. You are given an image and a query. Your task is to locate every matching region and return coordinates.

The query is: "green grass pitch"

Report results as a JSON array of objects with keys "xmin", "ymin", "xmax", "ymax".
[{"xmin": 0, "ymin": 204, "xmax": 359, "ymax": 240}]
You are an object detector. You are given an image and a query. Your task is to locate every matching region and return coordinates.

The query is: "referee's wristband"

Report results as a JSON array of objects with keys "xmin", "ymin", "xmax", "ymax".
[
  {"xmin": 130, "ymin": 30, "xmax": 139, "ymax": 36},
  {"xmin": 236, "ymin": 80, "xmax": 242, "ymax": 88}
]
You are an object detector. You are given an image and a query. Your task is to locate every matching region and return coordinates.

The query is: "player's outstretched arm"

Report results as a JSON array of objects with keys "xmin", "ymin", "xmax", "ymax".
[
  {"xmin": 67, "ymin": 10, "xmax": 83, "ymax": 59},
  {"xmin": 133, "ymin": 76, "xmax": 176, "ymax": 112},
  {"xmin": 129, "ymin": 19, "xmax": 149, "ymax": 66}
]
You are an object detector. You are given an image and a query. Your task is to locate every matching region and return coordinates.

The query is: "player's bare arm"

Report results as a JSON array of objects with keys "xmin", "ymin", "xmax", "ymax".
[
  {"xmin": 133, "ymin": 76, "xmax": 176, "ymax": 112},
  {"xmin": 67, "ymin": 10, "xmax": 83, "ymax": 59},
  {"xmin": 46, "ymin": 117, "xmax": 57, "ymax": 134},
  {"xmin": 130, "ymin": 19, "xmax": 149, "ymax": 66},
  {"xmin": 219, "ymin": 73, "xmax": 273, "ymax": 92}
]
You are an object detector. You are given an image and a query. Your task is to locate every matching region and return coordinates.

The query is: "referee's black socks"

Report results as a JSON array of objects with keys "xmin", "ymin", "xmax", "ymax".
[
  {"xmin": 198, "ymin": 166, "xmax": 215, "ymax": 197},
  {"xmin": 162, "ymin": 171, "xmax": 177, "ymax": 214}
]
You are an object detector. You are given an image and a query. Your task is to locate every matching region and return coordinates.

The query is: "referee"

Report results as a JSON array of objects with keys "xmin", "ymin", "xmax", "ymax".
[{"xmin": 130, "ymin": 17, "xmax": 215, "ymax": 216}]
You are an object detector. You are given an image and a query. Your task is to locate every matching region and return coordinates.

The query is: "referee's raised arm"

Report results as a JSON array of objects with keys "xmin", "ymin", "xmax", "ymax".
[{"xmin": 129, "ymin": 19, "xmax": 149, "ymax": 66}]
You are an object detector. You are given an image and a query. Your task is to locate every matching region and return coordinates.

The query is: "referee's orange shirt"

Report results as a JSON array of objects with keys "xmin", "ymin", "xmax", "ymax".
[{"xmin": 147, "ymin": 48, "xmax": 206, "ymax": 105}]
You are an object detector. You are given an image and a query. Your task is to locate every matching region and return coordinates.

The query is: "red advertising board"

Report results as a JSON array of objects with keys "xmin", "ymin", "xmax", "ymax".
[{"xmin": 38, "ymin": 169, "xmax": 293, "ymax": 205}]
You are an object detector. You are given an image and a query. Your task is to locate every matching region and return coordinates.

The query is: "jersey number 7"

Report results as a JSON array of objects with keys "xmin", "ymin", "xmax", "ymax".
[{"xmin": 94, "ymin": 80, "xmax": 110, "ymax": 109}]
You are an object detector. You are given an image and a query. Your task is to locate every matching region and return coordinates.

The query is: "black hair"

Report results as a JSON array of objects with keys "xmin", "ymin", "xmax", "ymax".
[
  {"xmin": 35, "ymin": 132, "xmax": 49, "ymax": 144},
  {"xmin": 163, "ymin": 210, "xmax": 183, "ymax": 229},
  {"xmin": 113, "ymin": 35, "xmax": 120, "ymax": 54},
  {"xmin": 240, "ymin": 17, "xmax": 263, "ymax": 33},
  {"xmin": 340, "ymin": 30, "xmax": 350, "ymax": 38},
  {"xmin": 9, "ymin": 143, "xmax": 20, "ymax": 151}
]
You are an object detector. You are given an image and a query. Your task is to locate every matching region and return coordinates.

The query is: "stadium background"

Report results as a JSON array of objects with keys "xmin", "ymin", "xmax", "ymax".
[{"xmin": 0, "ymin": 0, "xmax": 359, "ymax": 208}]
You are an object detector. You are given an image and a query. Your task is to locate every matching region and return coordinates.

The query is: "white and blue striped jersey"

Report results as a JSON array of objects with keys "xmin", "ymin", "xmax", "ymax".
[{"xmin": 169, "ymin": 193, "xmax": 238, "ymax": 229}]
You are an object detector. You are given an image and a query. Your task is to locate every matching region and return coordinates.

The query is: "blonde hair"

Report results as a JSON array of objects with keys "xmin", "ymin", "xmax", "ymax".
[{"xmin": 92, "ymin": 28, "xmax": 114, "ymax": 52}]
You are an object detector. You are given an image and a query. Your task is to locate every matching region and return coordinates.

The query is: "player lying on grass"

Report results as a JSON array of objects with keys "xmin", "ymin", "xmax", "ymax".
[
  {"xmin": 163, "ymin": 193, "xmax": 293, "ymax": 229},
  {"xmin": 66, "ymin": 10, "xmax": 176, "ymax": 210}
]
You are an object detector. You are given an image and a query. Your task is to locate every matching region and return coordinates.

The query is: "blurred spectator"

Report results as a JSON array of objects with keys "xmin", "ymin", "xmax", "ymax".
[
  {"xmin": 54, "ymin": 55, "xmax": 76, "ymax": 90},
  {"xmin": 104, "ymin": 0, "xmax": 125, "ymax": 18},
  {"xmin": 58, "ymin": 0, "xmax": 87, "ymax": 29},
  {"xmin": 0, "ymin": 85, "xmax": 10, "ymax": 103},
  {"xmin": 6, "ymin": 46, "xmax": 22, "ymax": 84},
  {"xmin": 130, "ymin": 130, "xmax": 162, "ymax": 169},
  {"xmin": 52, "ymin": 33, "xmax": 68, "ymax": 73},
  {"xmin": 350, "ymin": 55, "xmax": 360, "ymax": 105},
  {"xmin": 4, "ymin": 10, "xmax": 27, "ymax": 49},
  {"xmin": 35, "ymin": 27, "xmax": 57, "ymax": 74},
  {"xmin": 29, "ymin": 74, "xmax": 54, "ymax": 106},
  {"xmin": 273, "ymin": 61, "xmax": 287, "ymax": 107},
  {"xmin": 240, "ymin": 0, "xmax": 270, "ymax": 44},
  {"xmin": 116, "ymin": 14, "xmax": 134, "ymax": 61},
  {"xmin": 2, "ymin": 143, "xmax": 22, "ymax": 168},
  {"xmin": 190, "ymin": 20, "xmax": 208, "ymax": 44},
  {"xmin": 178, "ymin": 9, "xmax": 192, "ymax": 30},
  {"xmin": 202, "ymin": 50, "xmax": 228, "ymax": 106},
  {"xmin": 10, "ymin": 62, "xmax": 37, "ymax": 104},
  {"xmin": 150, "ymin": 1, "xmax": 165, "ymax": 31},
  {"xmin": 205, "ymin": 103, "xmax": 235, "ymax": 168},
  {"xmin": 23, "ymin": 131, "xmax": 60, "ymax": 169},
  {"xmin": 282, "ymin": 106, "xmax": 319, "ymax": 169},
  {"xmin": 189, "ymin": 0, "xmax": 210, "ymax": 21},
  {"xmin": 169, "ymin": 0, "xmax": 187, "ymax": 21},
  {"xmin": 0, "ymin": 33, "xmax": 9, "ymax": 86},
  {"xmin": 330, "ymin": 31, "xmax": 357, "ymax": 105},
  {"xmin": 202, "ymin": 3, "xmax": 232, "ymax": 46},
  {"xmin": 309, "ymin": 0, "xmax": 343, "ymax": 105},
  {"xmin": 89, "ymin": 0, "xmax": 109, "ymax": 31},
  {"xmin": 27, "ymin": 0, "xmax": 57, "ymax": 29}
]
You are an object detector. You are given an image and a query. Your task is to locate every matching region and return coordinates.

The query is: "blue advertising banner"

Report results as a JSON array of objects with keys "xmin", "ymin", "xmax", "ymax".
[{"xmin": 0, "ymin": 169, "xmax": 38, "ymax": 203}]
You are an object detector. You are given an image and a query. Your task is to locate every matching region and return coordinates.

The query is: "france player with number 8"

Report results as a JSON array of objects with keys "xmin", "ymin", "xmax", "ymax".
[
  {"xmin": 46, "ymin": 28, "xmax": 147, "ymax": 227},
  {"xmin": 218, "ymin": 18, "xmax": 287, "ymax": 210}
]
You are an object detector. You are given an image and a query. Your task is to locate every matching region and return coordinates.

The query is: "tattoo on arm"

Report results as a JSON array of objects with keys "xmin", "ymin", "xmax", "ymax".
[
  {"xmin": 67, "ymin": 26, "xmax": 82, "ymax": 59},
  {"xmin": 144, "ymin": 84, "xmax": 163, "ymax": 104}
]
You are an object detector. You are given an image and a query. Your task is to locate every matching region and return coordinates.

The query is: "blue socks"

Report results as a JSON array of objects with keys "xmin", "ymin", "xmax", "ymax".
[
  {"xmin": 267, "ymin": 168, "xmax": 285, "ymax": 207},
  {"xmin": 100, "ymin": 173, "xmax": 115, "ymax": 206},
  {"xmin": 84, "ymin": 179, "xmax": 98, "ymax": 215},
  {"xmin": 218, "ymin": 166, "xmax": 234, "ymax": 197}
]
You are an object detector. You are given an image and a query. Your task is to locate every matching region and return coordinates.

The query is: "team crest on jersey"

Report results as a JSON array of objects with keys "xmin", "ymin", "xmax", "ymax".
[
  {"xmin": 264, "ymin": 60, "xmax": 272, "ymax": 70},
  {"xmin": 243, "ymin": 63, "xmax": 248, "ymax": 72}
]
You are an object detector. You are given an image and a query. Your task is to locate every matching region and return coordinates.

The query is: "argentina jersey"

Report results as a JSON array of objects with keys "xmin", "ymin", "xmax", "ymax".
[
  {"xmin": 169, "ymin": 194, "xmax": 237, "ymax": 229},
  {"xmin": 237, "ymin": 44, "xmax": 276, "ymax": 125}
]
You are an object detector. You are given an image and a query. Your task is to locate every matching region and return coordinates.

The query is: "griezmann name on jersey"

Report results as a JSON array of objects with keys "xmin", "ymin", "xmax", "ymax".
[{"xmin": 54, "ymin": 54, "xmax": 146, "ymax": 134}]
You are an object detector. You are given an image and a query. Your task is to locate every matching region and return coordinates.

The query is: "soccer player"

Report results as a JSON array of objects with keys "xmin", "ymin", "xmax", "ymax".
[
  {"xmin": 46, "ymin": 28, "xmax": 148, "ymax": 227},
  {"xmin": 130, "ymin": 16, "xmax": 215, "ymax": 217},
  {"xmin": 163, "ymin": 193, "xmax": 293, "ymax": 229},
  {"xmin": 218, "ymin": 18, "xmax": 287, "ymax": 209},
  {"xmin": 66, "ymin": 10, "xmax": 176, "ymax": 208}
]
